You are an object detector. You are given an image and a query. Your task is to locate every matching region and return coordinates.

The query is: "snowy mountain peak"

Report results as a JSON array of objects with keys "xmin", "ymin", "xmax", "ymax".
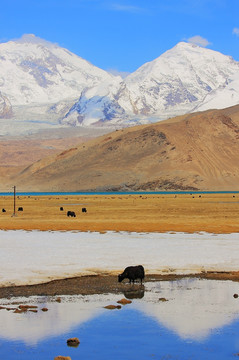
[
  {"xmin": 59, "ymin": 41, "xmax": 239, "ymax": 127},
  {"xmin": 13, "ymin": 34, "xmax": 55, "ymax": 47},
  {"xmin": 0, "ymin": 34, "xmax": 113, "ymax": 108},
  {"xmin": 172, "ymin": 41, "xmax": 204, "ymax": 50},
  {"xmin": 116, "ymin": 42, "xmax": 239, "ymax": 121}
]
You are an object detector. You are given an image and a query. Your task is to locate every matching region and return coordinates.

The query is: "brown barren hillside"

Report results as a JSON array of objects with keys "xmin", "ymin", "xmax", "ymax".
[
  {"xmin": 0, "ymin": 127, "xmax": 110, "ymax": 191},
  {"xmin": 5, "ymin": 105, "xmax": 239, "ymax": 192}
]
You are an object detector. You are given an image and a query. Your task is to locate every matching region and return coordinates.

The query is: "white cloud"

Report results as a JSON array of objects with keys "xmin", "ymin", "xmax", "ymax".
[
  {"xmin": 187, "ymin": 35, "xmax": 211, "ymax": 47},
  {"xmin": 108, "ymin": 68, "xmax": 131, "ymax": 79},
  {"xmin": 233, "ymin": 28, "xmax": 239, "ymax": 36},
  {"xmin": 110, "ymin": 3, "xmax": 144, "ymax": 13}
]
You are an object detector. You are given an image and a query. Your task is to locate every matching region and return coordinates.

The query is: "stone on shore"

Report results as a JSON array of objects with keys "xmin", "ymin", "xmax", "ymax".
[
  {"xmin": 14, "ymin": 309, "xmax": 25, "ymax": 314},
  {"xmin": 19, "ymin": 305, "xmax": 38, "ymax": 310},
  {"xmin": 117, "ymin": 298, "xmax": 132, "ymax": 305}
]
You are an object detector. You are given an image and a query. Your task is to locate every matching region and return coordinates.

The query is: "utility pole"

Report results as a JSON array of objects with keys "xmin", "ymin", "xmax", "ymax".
[{"xmin": 12, "ymin": 185, "xmax": 17, "ymax": 217}]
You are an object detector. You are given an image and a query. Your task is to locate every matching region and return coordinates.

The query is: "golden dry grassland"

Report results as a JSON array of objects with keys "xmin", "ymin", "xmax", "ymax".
[{"xmin": 0, "ymin": 193, "xmax": 239, "ymax": 233}]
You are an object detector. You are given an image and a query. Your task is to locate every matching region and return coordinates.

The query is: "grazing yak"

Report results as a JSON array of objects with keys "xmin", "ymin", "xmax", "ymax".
[
  {"xmin": 82, "ymin": 207, "xmax": 87, "ymax": 213},
  {"xmin": 118, "ymin": 265, "xmax": 145, "ymax": 284},
  {"xmin": 67, "ymin": 211, "xmax": 76, "ymax": 217},
  {"xmin": 18, "ymin": 207, "xmax": 23, "ymax": 211}
]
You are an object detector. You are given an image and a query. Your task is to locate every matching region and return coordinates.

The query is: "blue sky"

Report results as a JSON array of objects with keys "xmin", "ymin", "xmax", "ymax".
[{"xmin": 0, "ymin": 0, "xmax": 238, "ymax": 74}]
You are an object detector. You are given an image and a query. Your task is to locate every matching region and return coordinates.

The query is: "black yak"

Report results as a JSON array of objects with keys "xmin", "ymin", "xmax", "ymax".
[
  {"xmin": 118, "ymin": 265, "xmax": 145, "ymax": 284},
  {"xmin": 67, "ymin": 211, "xmax": 76, "ymax": 217}
]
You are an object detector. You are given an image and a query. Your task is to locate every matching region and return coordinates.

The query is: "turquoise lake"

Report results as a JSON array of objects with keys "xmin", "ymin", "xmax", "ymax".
[
  {"xmin": 1, "ymin": 190, "xmax": 239, "ymax": 196},
  {"xmin": 1, "ymin": 278, "xmax": 239, "ymax": 360}
]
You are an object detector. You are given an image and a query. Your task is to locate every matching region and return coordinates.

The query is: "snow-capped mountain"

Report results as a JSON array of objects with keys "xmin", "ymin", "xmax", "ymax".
[
  {"xmin": 0, "ymin": 35, "xmax": 239, "ymax": 133},
  {"xmin": 123, "ymin": 42, "xmax": 239, "ymax": 117},
  {"xmin": 0, "ymin": 34, "xmax": 120, "ymax": 128},
  {"xmin": 63, "ymin": 42, "xmax": 239, "ymax": 126},
  {"xmin": 0, "ymin": 34, "xmax": 117, "ymax": 105}
]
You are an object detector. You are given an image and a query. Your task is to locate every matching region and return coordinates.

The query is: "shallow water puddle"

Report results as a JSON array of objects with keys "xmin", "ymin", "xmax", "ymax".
[{"xmin": 1, "ymin": 279, "xmax": 239, "ymax": 359}]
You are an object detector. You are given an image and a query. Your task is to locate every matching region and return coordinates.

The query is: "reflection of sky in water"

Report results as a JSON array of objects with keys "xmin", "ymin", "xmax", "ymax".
[{"xmin": 1, "ymin": 279, "xmax": 239, "ymax": 359}]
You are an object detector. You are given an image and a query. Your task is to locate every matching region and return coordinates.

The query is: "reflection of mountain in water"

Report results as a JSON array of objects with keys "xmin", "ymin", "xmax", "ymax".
[
  {"xmin": 136, "ymin": 279, "xmax": 239, "ymax": 340},
  {"xmin": 0, "ymin": 279, "xmax": 239, "ymax": 345},
  {"xmin": 0, "ymin": 294, "xmax": 113, "ymax": 345}
]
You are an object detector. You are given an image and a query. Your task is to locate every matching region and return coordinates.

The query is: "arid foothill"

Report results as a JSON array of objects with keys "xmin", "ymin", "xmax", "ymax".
[{"xmin": 1, "ymin": 105, "xmax": 239, "ymax": 194}]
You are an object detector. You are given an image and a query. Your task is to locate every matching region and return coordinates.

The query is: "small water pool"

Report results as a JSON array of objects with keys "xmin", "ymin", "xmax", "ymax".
[{"xmin": 1, "ymin": 278, "xmax": 239, "ymax": 360}]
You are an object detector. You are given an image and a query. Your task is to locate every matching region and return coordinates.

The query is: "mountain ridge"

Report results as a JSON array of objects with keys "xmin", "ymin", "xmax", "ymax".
[{"xmin": 0, "ymin": 35, "xmax": 239, "ymax": 135}]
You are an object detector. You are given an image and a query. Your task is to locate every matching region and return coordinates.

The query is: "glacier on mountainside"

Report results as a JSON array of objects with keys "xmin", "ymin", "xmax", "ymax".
[{"xmin": 193, "ymin": 72, "xmax": 239, "ymax": 112}]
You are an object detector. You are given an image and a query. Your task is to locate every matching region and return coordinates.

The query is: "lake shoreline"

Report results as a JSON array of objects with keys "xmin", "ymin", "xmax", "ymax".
[{"xmin": 1, "ymin": 271, "xmax": 239, "ymax": 299}]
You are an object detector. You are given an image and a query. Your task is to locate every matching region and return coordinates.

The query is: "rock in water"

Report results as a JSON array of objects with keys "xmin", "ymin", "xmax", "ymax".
[
  {"xmin": 104, "ymin": 305, "xmax": 122, "ymax": 310},
  {"xmin": 67, "ymin": 338, "xmax": 80, "ymax": 347}
]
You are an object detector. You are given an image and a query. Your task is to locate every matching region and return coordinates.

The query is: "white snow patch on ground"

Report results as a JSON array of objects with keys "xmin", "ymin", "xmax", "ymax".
[{"xmin": 0, "ymin": 230, "xmax": 239, "ymax": 286}]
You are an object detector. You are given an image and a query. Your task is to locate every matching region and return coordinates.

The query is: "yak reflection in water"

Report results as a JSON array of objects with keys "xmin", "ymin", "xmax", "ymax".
[{"xmin": 123, "ymin": 285, "xmax": 145, "ymax": 299}]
